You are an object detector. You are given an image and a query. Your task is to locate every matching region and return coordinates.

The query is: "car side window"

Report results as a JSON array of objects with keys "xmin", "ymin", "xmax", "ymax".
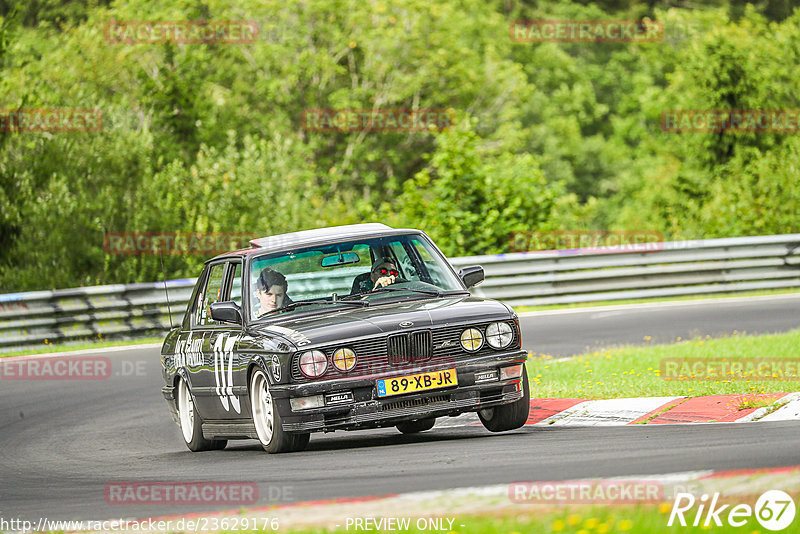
[
  {"xmin": 411, "ymin": 237, "xmax": 450, "ymax": 287},
  {"xmin": 386, "ymin": 241, "xmax": 414, "ymax": 279},
  {"xmin": 230, "ymin": 262, "xmax": 243, "ymax": 307},
  {"xmin": 195, "ymin": 263, "xmax": 226, "ymax": 326}
]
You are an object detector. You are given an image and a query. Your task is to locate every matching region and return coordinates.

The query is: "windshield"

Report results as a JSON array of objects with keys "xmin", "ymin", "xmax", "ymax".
[{"xmin": 248, "ymin": 233, "xmax": 465, "ymax": 320}]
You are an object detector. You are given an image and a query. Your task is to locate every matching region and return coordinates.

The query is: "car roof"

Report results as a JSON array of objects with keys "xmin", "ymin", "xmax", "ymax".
[{"xmin": 207, "ymin": 223, "xmax": 425, "ymax": 262}]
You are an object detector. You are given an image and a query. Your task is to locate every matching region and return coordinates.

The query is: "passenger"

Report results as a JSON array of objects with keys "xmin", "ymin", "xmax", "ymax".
[{"xmin": 256, "ymin": 268, "xmax": 289, "ymax": 315}]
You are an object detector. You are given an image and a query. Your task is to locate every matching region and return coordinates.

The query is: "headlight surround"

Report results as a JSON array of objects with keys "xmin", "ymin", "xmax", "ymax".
[
  {"xmin": 486, "ymin": 321, "xmax": 514, "ymax": 349},
  {"xmin": 299, "ymin": 350, "xmax": 328, "ymax": 378},
  {"xmin": 460, "ymin": 327, "xmax": 484, "ymax": 352},
  {"xmin": 332, "ymin": 347, "xmax": 357, "ymax": 372}
]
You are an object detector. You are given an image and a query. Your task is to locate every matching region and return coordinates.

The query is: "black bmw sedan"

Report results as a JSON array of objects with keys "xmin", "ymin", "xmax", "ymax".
[{"xmin": 161, "ymin": 223, "xmax": 529, "ymax": 453}]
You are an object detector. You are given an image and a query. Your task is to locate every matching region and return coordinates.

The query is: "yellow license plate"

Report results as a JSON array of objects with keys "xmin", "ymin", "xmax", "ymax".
[{"xmin": 377, "ymin": 368, "xmax": 457, "ymax": 398}]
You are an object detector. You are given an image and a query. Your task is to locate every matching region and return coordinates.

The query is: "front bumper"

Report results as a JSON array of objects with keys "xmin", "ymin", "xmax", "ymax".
[{"xmin": 275, "ymin": 349, "xmax": 527, "ymax": 432}]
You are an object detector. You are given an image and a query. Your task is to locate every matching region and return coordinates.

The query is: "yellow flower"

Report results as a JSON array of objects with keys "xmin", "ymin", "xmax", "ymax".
[
  {"xmin": 567, "ymin": 514, "xmax": 581, "ymax": 526},
  {"xmin": 618, "ymin": 519, "xmax": 633, "ymax": 531},
  {"xmin": 658, "ymin": 502, "xmax": 672, "ymax": 514},
  {"xmin": 597, "ymin": 524, "xmax": 609, "ymax": 533},
  {"xmin": 551, "ymin": 519, "xmax": 565, "ymax": 532},
  {"xmin": 348, "ymin": 41, "xmax": 357, "ymax": 48},
  {"xmin": 583, "ymin": 518, "xmax": 599, "ymax": 529}
]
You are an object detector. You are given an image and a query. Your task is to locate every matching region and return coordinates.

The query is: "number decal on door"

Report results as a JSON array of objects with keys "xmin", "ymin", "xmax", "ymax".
[{"xmin": 213, "ymin": 334, "xmax": 241, "ymax": 413}]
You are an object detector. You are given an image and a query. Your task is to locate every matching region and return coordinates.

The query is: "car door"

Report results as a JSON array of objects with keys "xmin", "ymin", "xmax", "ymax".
[
  {"xmin": 208, "ymin": 260, "xmax": 248, "ymax": 420},
  {"xmin": 190, "ymin": 260, "xmax": 245, "ymax": 420}
]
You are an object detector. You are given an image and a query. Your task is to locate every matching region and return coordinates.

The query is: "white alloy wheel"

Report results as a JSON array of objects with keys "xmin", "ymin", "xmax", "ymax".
[
  {"xmin": 178, "ymin": 377, "xmax": 196, "ymax": 443},
  {"xmin": 251, "ymin": 370, "xmax": 275, "ymax": 445}
]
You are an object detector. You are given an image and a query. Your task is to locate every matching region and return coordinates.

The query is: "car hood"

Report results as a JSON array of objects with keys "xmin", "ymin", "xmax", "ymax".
[{"xmin": 251, "ymin": 296, "xmax": 513, "ymax": 349}]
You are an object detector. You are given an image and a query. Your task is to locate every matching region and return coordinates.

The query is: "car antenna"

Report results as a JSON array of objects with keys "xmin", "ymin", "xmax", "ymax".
[{"xmin": 158, "ymin": 246, "xmax": 174, "ymax": 329}]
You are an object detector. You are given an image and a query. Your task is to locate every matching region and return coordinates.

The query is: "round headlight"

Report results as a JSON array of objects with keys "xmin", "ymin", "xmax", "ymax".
[
  {"xmin": 299, "ymin": 350, "xmax": 328, "ymax": 378},
  {"xmin": 460, "ymin": 328, "xmax": 483, "ymax": 351},
  {"xmin": 486, "ymin": 321, "xmax": 513, "ymax": 349},
  {"xmin": 332, "ymin": 347, "xmax": 357, "ymax": 372}
]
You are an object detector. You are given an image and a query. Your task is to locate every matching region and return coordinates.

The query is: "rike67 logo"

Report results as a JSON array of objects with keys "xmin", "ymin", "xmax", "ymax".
[{"xmin": 668, "ymin": 490, "xmax": 796, "ymax": 531}]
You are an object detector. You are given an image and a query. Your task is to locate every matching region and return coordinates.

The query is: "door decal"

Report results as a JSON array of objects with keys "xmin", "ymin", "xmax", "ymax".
[{"xmin": 213, "ymin": 334, "xmax": 241, "ymax": 413}]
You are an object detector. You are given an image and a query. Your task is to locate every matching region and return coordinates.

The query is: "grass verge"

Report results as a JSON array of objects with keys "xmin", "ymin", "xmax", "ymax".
[
  {"xmin": 525, "ymin": 329, "xmax": 800, "ymax": 398},
  {"xmin": 0, "ymin": 336, "xmax": 163, "ymax": 358}
]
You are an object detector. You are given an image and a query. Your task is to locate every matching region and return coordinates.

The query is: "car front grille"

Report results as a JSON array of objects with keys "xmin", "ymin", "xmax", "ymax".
[
  {"xmin": 290, "ymin": 320, "xmax": 518, "ymax": 381},
  {"xmin": 387, "ymin": 330, "xmax": 432, "ymax": 364}
]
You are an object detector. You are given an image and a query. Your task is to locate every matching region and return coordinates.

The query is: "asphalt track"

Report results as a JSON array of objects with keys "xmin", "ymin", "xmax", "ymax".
[{"xmin": 1, "ymin": 294, "xmax": 799, "ymax": 521}]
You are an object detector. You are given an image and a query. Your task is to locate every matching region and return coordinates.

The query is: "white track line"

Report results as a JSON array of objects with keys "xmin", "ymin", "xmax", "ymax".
[
  {"xmin": 518, "ymin": 292, "xmax": 800, "ymax": 317},
  {"xmin": 538, "ymin": 397, "xmax": 683, "ymax": 426},
  {"xmin": 755, "ymin": 392, "xmax": 800, "ymax": 422},
  {"xmin": 1, "ymin": 342, "xmax": 162, "ymax": 360}
]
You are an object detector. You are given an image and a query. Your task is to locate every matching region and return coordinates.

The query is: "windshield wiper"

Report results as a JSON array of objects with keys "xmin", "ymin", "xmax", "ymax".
[
  {"xmin": 259, "ymin": 298, "xmax": 369, "ymax": 317},
  {"xmin": 372, "ymin": 287, "xmax": 440, "ymax": 295},
  {"xmin": 364, "ymin": 287, "xmax": 443, "ymax": 296},
  {"xmin": 341, "ymin": 287, "xmax": 471, "ymax": 301}
]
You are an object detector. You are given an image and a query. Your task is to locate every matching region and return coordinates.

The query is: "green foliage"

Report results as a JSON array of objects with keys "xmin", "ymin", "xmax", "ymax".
[
  {"xmin": 0, "ymin": 0, "xmax": 798, "ymax": 291},
  {"xmin": 386, "ymin": 119, "xmax": 563, "ymax": 256}
]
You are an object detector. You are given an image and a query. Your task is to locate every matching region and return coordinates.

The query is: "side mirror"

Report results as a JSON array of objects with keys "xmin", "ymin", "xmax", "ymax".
[
  {"xmin": 210, "ymin": 301, "xmax": 243, "ymax": 325},
  {"xmin": 457, "ymin": 265, "xmax": 484, "ymax": 288}
]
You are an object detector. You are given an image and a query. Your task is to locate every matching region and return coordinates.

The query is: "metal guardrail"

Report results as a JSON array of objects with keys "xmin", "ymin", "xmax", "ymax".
[
  {"xmin": 457, "ymin": 234, "xmax": 800, "ymax": 306},
  {"xmin": 1, "ymin": 234, "xmax": 799, "ymax": 350}
]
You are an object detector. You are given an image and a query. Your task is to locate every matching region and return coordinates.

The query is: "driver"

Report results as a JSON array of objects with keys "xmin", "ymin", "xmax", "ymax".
[
  {"xmin": 255, "ymin": 268, "xmax": 289, "ymax": 314},
  {"xmin": 351, "ymin": 259, "xmax": 403, "ymax": 294}
]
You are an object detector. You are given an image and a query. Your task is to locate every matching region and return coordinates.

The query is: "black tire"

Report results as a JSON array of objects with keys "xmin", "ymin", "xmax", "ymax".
[
  {"xmin": 250, "ymin": 369, "xmax": 310, "ymax": 453},
  {"xmin": 478, "ymin": 367, "xmax": 530, "ymax": 432},
  {"xmin": 396, "ymin": 417, "xmax": 436, "ymax": 434},
  {"xmin": 176, "ymin": 377, "xmax": 228, "ymax": 452}
]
